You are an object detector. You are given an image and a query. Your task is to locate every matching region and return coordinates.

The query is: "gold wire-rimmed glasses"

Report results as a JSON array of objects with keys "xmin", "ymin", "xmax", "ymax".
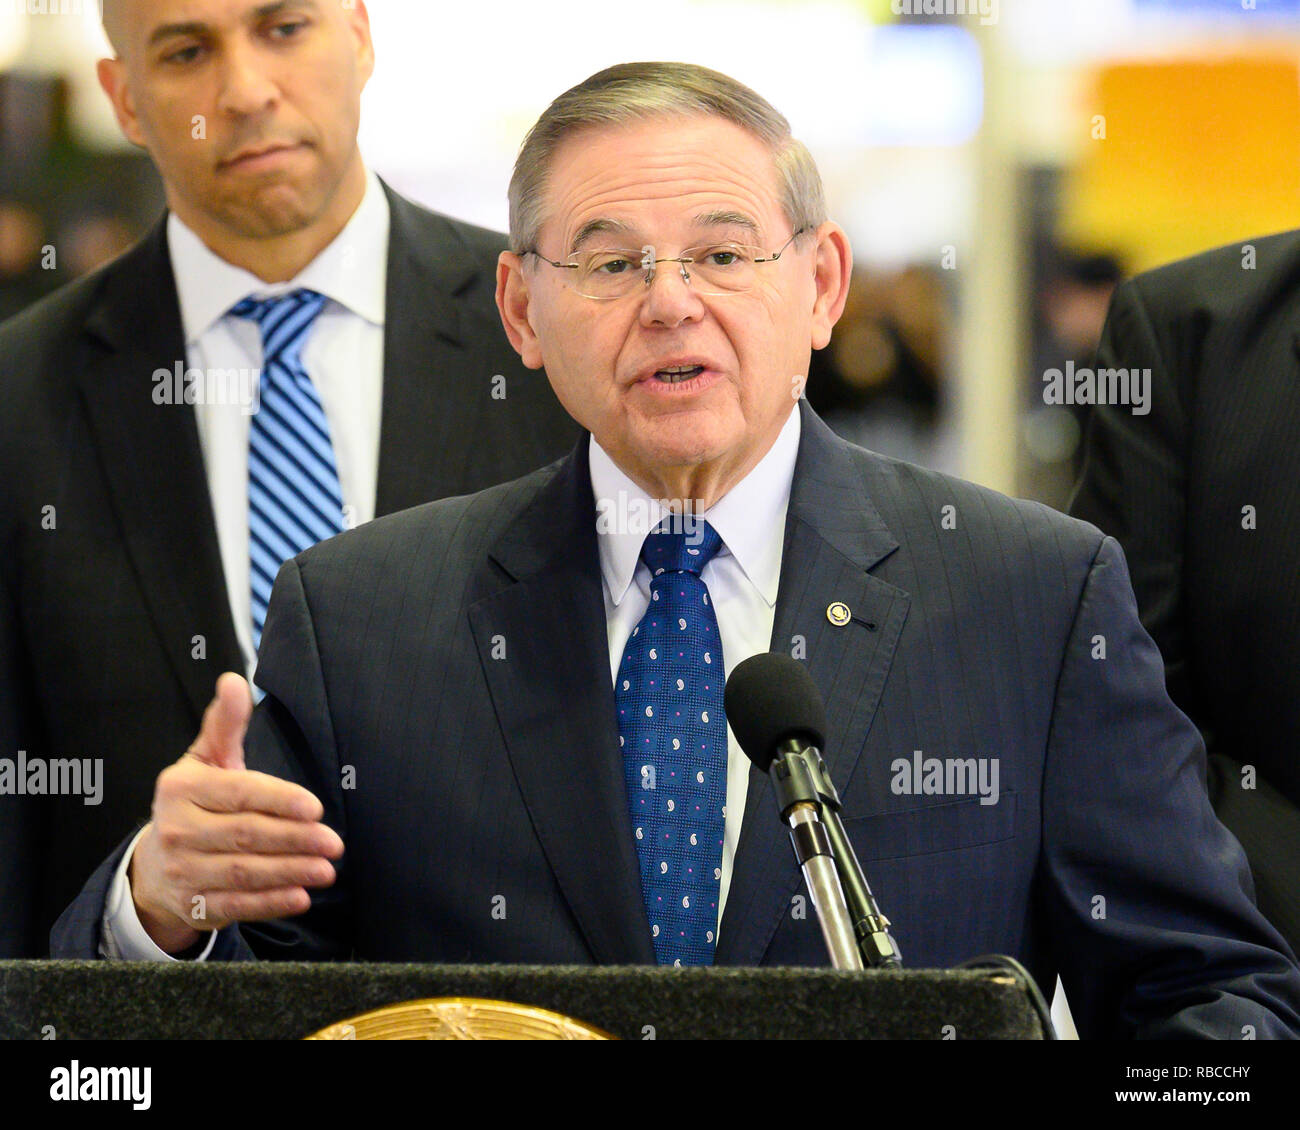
[{"xmin": 527, "ymin": 228, "xmax": 808, "ymax": 300}]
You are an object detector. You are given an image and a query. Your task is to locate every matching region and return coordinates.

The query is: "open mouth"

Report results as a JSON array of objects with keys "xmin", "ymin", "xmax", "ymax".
[{"xmin": 653, "ymin": 365, "xmax": 706, "ymax": 383}]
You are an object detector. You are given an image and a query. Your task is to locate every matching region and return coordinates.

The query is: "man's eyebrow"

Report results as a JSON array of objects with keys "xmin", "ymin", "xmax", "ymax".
[
  {"xmin": 253, "ymin": 0, "xmax": 321, "ymax": 20},
  {"xmin": 147, "ymin": 1, "xmax": 318, "ymax": 46},
  {"xmin": 693, "ymin": 210, "xmax": 760, "ymax": 236},
  {"xmin": 148, "ymin": 20, "xmax": 208, "ymax": 47},
  {"xmin": 570, "ymin": 219, "xmax": 633, "ymax": 253},
  {"xmin": 567, "ymin": 211, "xmax": 760, "ymax": 253}
]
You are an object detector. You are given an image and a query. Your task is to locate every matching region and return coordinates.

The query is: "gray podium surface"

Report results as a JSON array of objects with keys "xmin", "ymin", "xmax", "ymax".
[{"xmin": 0, "ymin": 962, "xmax": 1044, "ymax": 1039}]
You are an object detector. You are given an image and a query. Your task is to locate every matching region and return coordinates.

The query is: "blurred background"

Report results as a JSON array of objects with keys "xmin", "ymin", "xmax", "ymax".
[{"xmin": 3, "ymin": 0, "xmax": 1299, "ymax": 507}]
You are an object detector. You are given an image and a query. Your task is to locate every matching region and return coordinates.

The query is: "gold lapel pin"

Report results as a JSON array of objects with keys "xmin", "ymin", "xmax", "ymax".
[{"xmin": 826, "ymin": 602, "xmax": 851, "ymax": 627}]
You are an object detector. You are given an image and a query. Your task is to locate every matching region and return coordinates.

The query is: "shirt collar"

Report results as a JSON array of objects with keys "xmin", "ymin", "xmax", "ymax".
[
  {"xmin": 590, "ymin": 406, "xmax": 801, "ymax": 609},
  {"xmin": 167, "ymin": 168, "xmax": 390, "ymax": 345}
]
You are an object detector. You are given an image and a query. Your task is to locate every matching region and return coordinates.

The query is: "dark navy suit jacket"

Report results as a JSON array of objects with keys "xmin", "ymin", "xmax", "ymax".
[
  {"xmin": 53, "ymin": 401, "xmax": 1300, "ymax": 1039},
  {"xmin": 1072, "ymin": 231, "xmax": 1300, "ymax": 953}
]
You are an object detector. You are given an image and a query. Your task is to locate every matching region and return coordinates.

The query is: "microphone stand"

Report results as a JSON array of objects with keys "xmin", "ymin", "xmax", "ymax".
[
  {"xmin": 771, "ymin": 740, "xmax": 903, "ymax": 969},
  {"xmin": 769, "ymin": 746, "xmax": 862, "ymax": 969}
]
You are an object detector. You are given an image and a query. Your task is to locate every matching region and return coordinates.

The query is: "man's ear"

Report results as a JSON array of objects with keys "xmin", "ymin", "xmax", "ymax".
[
  {"xmin": 809, "ymin": 221, "xmax": 852, "ymax": 351},
  {"xmin": 344, "ymin": 0, "xmax": 376, "ymax": 88},
  {"xmin": 496, "ymin": 251, "xmax": 545, "ymax": 370},
  {"xmin": 96, "ymin": 57, "xmax": 147, "ymax": 149}
]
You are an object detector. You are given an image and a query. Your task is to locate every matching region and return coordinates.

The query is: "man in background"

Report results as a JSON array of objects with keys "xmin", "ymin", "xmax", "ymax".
[
  {"xmin": 1071, "ymin": 232, "xmax": 1300, "ymax": 955},
  {"xmin": 0, "ymin": 0, "xmax": 578, "ymax": 957}
]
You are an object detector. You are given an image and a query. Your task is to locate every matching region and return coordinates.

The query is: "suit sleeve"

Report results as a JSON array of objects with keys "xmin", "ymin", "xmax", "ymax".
[
  {"xmin": 1038, "ymin": 534, "xmax": 1300, "ymax": 1038},
  {"xmin": 48, "ymin": 557, "xmax": 349, "ymax": 962},
  {"xmin": 1068, "ymin": 280, "xmax": 1193, "ymax": 713},
  {"xmin": 49, "ymin": 826, "xmax": 254, "ymax": 961}
]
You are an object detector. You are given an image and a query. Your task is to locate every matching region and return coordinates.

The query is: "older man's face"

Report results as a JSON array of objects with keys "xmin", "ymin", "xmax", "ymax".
[
  {"xmin": 501, "ymin": 115, "xmax": 848, "ymax": 495},
  {"xmin": 99, "ymin": 0, "xmax": 373, "ymax": 240}
]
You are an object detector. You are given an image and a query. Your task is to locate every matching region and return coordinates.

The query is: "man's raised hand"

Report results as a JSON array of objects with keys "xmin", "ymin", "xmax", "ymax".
[{"xmin": 128, "ymin": 673, "xmax": 344, "ymax": 954}]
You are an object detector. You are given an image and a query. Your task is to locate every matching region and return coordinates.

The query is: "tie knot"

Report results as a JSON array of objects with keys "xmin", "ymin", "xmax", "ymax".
[
  {"xmin": 229, "ymin": 289, "xmax": 328, "ymax": 366},
  {"xmin": 641, "ymin": 519, "xmax": 723, "ymax": 578}
]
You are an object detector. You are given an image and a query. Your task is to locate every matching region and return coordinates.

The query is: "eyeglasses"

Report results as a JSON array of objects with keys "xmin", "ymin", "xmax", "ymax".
[{"xmin": 526, "ymin": 229, "xmax": 808, "ymax": 300}]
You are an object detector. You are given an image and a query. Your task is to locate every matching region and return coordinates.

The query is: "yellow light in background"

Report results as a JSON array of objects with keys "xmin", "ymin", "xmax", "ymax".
[{"xmin": 1060, "ymin": 57, "xmax": 1300, "ymax": 272}]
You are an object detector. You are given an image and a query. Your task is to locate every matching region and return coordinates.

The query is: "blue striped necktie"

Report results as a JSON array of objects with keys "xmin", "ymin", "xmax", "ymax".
[
  {"xmin": 616, "ymin": 520, "xmax": 728, "ymax": 966},
  {"xmin": 230, "ymin": 289, "xmax": 341, "ymax": 649}
]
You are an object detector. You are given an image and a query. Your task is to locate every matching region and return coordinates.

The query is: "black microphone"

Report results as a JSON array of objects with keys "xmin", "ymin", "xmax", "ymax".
[{"xmin": 725, "ymin": 652, "xmax": 902, "ymax": 969}]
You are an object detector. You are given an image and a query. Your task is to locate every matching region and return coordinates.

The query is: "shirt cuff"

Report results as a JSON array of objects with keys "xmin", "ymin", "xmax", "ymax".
[{"xmin": 99, "ymin": 826, "xmax": 219, "ymax": 962}]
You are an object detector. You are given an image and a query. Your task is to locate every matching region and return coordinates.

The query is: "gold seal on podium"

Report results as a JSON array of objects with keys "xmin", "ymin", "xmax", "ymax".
[{"xmin": 305, "ymin": 997, "xmax": 613, "ymax": 1040}]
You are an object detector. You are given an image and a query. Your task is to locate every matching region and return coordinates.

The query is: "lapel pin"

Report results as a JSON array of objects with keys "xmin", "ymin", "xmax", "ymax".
[{"xmin": 826, "ymin": 602, "xmax": 851, "ymax": 627}]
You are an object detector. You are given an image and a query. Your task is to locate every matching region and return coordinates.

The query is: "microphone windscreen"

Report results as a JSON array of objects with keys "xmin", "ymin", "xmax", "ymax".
[{"xmin": 724, "ymin": 653, "xmax": 828, "ymax": 773}]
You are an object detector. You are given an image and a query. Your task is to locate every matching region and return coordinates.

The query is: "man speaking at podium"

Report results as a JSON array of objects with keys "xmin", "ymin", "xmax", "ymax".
[{"xmin": 53, "ymin": 64, "xmax": 1300, "ymax": 1040}]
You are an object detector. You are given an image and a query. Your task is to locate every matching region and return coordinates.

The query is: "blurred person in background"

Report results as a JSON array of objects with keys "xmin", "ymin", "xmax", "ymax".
[
  {"xmin": 1039, "ymin": 253, "xmax": 1123, "ymax": 444},
  {"xmin": 805, "ymin": 265, "xmax": 952, "ymax": 471},
  {"xmin": 1020, "ymin": 250, "xmax": 1122, "ymax": 509},
  {"xmin": 1071, "ymin": 231, "xmax": 1300, "ymax": 956},
  {"xmin": 0, "ymin": 68, "xmax": 162, "ymax": 310},
  {"xmin": 0, "ymin": 0, "xmax": 577, "ymax": 958},
  {"xmin": 0, "ymin": 199, "xmax": 52, "ymax": 320},
  {"xmin": 57, "ymin": 208, "xmax": 136, "ymax": 278}
]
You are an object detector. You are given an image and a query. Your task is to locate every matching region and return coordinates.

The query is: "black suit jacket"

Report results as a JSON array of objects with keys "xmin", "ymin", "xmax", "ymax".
[
  {"xmin": 1070, "ymin": 230, "xmax": 1300, "ymax": 954},
  {"xmin": 0, "ymin": 181, "xmax": 580, "ymax": 956},
  {"xmin": 54, "ymin": 402, "xmax": 1300, "ymax": 1038}
]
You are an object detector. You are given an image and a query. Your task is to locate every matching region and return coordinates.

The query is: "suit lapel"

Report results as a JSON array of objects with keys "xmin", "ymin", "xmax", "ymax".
[
  {"xmin": 715, "ymin": 403, "xmax": 911, "ymax": 966},
  {"xmin": 468, "ymin": 440, "xmax": 657, "ymax": 964},
  {"xmin": 77, "ymin": 184, "xmax": 483, "ymax": 712},
  {"xmin": 77, "ymin": 221, "xmax": 243, "ymax": 721},
  {"xmin": 375, "ymin": 183, "xmax": 483, "ymax": 515}
]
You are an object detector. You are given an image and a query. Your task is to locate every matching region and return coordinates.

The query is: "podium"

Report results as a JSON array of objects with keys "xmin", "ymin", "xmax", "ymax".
[{"xmin": 0, "ymin": 961, "xmax": 1046, "ymax": 1039}]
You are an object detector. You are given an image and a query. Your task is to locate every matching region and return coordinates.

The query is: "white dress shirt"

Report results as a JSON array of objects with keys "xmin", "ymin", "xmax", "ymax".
[
  {"xmin": 591, "ymin": 405, "xmax": 801, "ymax": 933},
  {"xmin": 176, "ymin": 169, "xmax": 390, "ymax": 679}
]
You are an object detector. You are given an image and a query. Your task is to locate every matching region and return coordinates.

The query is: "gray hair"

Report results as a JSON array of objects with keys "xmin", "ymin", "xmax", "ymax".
[{"xmin": 507, "ymin": 62, "xmax": 826, "ymax": 255}]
